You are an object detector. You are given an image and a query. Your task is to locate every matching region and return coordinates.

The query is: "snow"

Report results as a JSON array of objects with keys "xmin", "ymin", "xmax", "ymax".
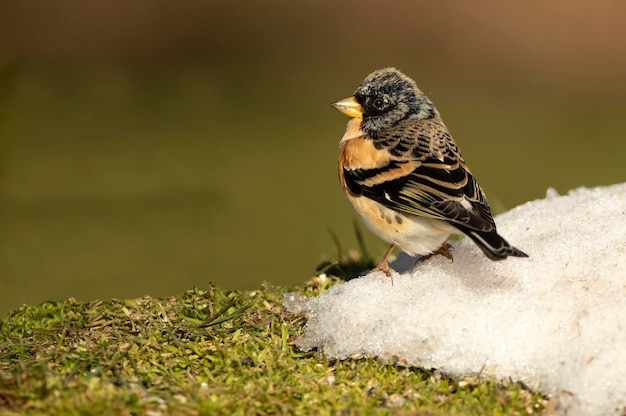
[{"xmin": 284, "ymin": 183, "xmax": 626, "ymax": 415}]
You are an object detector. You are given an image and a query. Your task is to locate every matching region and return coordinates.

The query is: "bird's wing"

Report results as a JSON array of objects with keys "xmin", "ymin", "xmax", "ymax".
[
  {"xmin": 343, "ymin": 157, "xmax": 494, "ymax": 233},
  {"xmin": 343, "ymin": 121, "xmax": 497, "ymax": 233}
]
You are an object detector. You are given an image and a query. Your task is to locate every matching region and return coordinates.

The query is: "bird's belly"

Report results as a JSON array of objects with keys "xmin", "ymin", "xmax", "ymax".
[{"xmin": 348, "ymin": 195, "xmax": 456, "ymax": 256}]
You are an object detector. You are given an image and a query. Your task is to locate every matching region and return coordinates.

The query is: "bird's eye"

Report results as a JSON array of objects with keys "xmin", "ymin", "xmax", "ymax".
[{"xmin": 373, "ymin": 98, "xmax": 385, "ymax": 110}]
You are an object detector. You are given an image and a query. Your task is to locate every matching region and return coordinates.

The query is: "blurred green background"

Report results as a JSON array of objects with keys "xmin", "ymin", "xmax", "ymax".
[{"xmin": 1, "ymin": 0, "xmax": 625, "ymax": 314}]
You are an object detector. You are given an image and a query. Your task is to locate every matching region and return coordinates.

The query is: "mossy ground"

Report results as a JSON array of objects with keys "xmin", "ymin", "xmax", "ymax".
[{"xmin": 0, "ymin": 271, "xmax": 548, "ymax": 415}]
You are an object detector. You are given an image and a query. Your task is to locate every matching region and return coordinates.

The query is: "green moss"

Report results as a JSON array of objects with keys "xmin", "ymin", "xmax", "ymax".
[{"xmin": 0, "ymin": 281, "xmax": 546, "ymax": 415}]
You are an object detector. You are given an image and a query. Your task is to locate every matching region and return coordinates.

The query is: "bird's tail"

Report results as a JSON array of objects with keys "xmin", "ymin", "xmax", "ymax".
[{"xmin": 459, "ymin": 227, "xmax": 528, "ymax": 260}]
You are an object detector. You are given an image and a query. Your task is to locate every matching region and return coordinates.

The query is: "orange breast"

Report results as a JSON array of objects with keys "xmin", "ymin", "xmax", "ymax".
[
  {"xmin": 338, "ymin": 118, "xmax": 391, "ymax": 168},
  {"xmin": 337, "ymin": 119, "xmax": 395, "ymax": 195},
  {"xmin": 339, "ymin": 137, "xmax": 391, "ymax": 170}
]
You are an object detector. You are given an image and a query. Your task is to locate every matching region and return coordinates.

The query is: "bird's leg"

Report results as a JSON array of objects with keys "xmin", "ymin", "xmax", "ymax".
[
  {"xmin": 418, "ymin": 242, "xmax": 454, "ymax": 263},
  {"xmin": 371, "ymin": 244, "xmax": 395, "ymax": 277}
]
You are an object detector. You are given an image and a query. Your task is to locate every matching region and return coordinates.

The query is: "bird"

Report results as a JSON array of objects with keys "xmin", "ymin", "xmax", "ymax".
[{"xmin": 331, "ymin": 67, "xmax": 528, "ymax": 276}]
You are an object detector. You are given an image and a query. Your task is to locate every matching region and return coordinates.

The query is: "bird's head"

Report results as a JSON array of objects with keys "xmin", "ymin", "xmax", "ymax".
[{"xmin": 331, "ymin": 67, "xmax": 438, "ymax": 136}]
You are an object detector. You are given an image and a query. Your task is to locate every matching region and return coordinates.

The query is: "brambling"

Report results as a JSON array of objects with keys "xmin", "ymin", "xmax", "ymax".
[{"xmin": 332, "ymin": 68, "xmax": 528, "ymax": 276}]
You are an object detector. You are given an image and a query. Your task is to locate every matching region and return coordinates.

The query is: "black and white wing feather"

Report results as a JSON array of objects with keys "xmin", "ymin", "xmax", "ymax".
[{"xmin": 343, "ymin": 119, "xmax": 527, "ymax": 260}]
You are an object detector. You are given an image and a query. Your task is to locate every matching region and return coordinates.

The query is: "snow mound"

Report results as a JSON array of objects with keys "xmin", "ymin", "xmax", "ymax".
[{"xmin": 285, "ymin": 183, "xmax": 626, "ymax": 415}]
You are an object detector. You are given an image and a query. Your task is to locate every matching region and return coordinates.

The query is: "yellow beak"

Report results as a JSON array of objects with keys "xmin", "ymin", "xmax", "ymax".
[{"xmin": 330, "ymin": 96, "xmax": 363, "ymax": 118}]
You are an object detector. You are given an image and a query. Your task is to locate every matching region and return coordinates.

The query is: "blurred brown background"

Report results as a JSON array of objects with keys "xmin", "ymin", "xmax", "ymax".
[{"xmin": 1, "ymin": 0, "xmax": 625, "ymax": 314}]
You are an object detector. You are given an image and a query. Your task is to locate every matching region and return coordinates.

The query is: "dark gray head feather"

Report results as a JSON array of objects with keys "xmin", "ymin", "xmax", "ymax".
[{"xmin": 354, "ymin": 68, "xmax": 438, "ymax": 136}]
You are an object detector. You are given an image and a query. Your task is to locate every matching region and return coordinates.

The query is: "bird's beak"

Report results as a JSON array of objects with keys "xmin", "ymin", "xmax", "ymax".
[{"xmin": 331, "ymin": 96, "xmax": 363, "ymax": 118}]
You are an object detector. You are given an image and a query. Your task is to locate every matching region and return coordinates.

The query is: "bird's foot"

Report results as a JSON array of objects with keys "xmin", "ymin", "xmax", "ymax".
[
  {"xmin": 370, "ymin": 244, "xmax": 396, "ymax": 284},
  {"xmin": 371, "ymin": 261, "xmax": 394, "ymax": 285},
  {"xmin": 371, "ymin": 260, "xmax": 394, "ymax": 277},
  {"xmin": 418, "ymin": 243, "xmax": 454, "ymax": 263}
]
